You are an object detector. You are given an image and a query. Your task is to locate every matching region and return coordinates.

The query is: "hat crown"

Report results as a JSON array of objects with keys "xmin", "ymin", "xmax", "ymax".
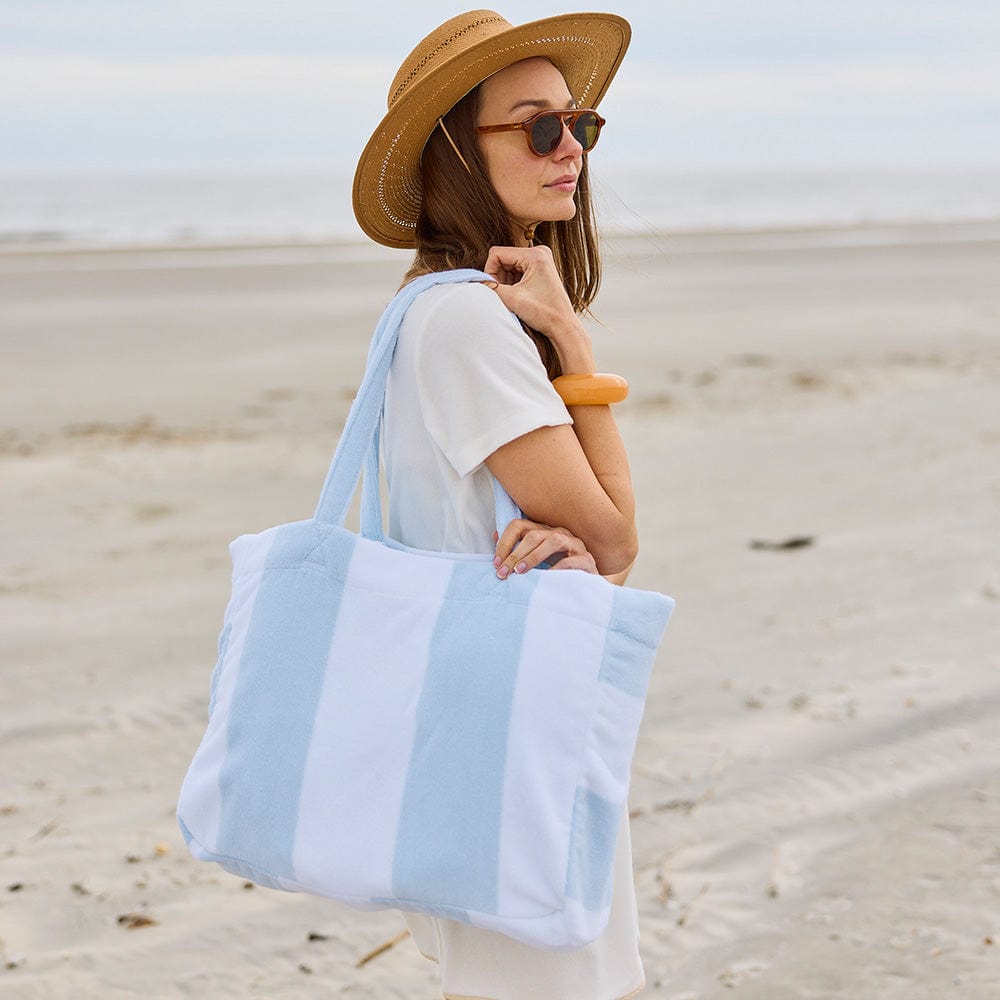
[{"xmin": 388, "ymin": 10, "xmax": 511, "ymax": 110}]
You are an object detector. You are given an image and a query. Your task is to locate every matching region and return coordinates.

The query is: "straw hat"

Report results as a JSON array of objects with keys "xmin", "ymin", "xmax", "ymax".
[{"xmin": 352, "ymin": 9, "xmax": 631, "ymax": 248}]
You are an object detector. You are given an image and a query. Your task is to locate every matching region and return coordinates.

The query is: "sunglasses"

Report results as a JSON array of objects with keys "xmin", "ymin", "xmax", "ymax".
[{"xmin": 476, "ymin": 108, "xmax": 605, "ymax": 156}]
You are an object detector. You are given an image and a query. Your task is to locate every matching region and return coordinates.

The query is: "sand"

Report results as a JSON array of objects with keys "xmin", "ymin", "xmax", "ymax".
[{"xmin": 1, "ymin": 220, "xmax": 998, "ymax": 998}]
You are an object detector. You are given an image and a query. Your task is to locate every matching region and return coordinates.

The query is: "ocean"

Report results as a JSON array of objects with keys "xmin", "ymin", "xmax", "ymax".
[{"xmin": 2, "ymin": 167, "xmax": 999, "ymax": 248}]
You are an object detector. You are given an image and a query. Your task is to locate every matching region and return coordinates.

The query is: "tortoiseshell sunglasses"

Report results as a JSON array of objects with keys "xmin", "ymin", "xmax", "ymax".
[{"xmin": 476, "ymin": 108, "xmax": 606, "ymax": 156}]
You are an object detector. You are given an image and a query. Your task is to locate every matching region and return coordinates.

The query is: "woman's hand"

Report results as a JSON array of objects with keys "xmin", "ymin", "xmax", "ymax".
[
  {"xmin": 483, "ymin": 245, "xmax": 594, "ymax": 370},
  {"xmin": 493, "ymin": 518, "xmax": 599, "ymax": 579}
]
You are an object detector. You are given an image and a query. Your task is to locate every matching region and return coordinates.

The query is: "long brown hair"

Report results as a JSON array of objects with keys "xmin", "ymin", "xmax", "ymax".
[{"xmin": 401, "ymin": 83, "xmax": 602, "ymax": 378}]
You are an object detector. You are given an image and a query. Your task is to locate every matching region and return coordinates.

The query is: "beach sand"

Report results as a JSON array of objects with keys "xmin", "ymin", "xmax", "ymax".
[{"xmin": 1, "ymin": 221, "xmax": 998, "ymax": 998}]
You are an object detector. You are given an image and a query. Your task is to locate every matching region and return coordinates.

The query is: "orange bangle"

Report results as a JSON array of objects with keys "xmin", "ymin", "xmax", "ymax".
[{"xmin": 552, "ymin": 373, "xmax": 629, "ymax": 406}]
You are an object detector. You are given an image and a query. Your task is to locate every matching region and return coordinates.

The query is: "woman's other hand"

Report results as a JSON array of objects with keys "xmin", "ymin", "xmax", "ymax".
[
  {"xmin": 483, "ymin": 245, "xmax": 594, "ymax": 370},
  {"xmin": 493, "ymin": 519, "xmax": 598, "ymax": 579}
]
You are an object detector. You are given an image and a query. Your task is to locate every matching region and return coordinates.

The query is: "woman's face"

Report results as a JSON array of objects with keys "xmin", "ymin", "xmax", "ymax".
[{"xmin": 476, "ymin": 58, "xmax": 584, "ymax": 240}]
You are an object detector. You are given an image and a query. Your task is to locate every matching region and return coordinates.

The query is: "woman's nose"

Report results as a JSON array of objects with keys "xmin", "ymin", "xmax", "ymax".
[{"xmin": 554, "ymin": 122, "xmax": 584, "ymax": 158}]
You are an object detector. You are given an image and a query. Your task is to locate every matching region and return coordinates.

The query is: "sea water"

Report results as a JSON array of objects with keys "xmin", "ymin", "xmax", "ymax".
[{"xmin": 1, "ymin": 167, "xmax": 999, "ymax": 248}]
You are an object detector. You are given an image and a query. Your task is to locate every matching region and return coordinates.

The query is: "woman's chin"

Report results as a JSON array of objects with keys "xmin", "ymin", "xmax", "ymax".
[{"xmin": 537, "ymin": 201, "xmax": 579, "ymax": 224}]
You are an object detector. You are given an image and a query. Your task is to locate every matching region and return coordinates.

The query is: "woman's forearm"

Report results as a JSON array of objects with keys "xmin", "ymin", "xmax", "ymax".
[
  {"xmin": 550, "ymin": 316, "xmax": 637, "ymax": 530},
  {"xmin": 565, "ymin": 403, "xmax": 636, "ymax": 526}
]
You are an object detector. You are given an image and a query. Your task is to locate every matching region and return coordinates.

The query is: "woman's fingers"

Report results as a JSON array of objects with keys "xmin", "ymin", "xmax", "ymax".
[
  {"xmin": 482, "ymin": 245, "xmax": 578, "ymax": 337},
  {"xmin": 494, "ymin": 519, "xmax": 546, "ymax": 572},
  {"xmin": 483, "ymin": 245, "xmax": 542, "ymax": 284},
  {"xmin": 494, "ymin": 520, "xmax": 595, "ymax": 578},
  {"xmin": 484, "ymin": 245, "xmax": 557, "ymax": 289}
]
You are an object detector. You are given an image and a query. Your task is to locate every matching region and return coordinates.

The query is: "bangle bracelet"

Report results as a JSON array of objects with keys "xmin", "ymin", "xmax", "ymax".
[{"xmin": 552, "ymin": 373, "xmax": 629, "ymax": 406}]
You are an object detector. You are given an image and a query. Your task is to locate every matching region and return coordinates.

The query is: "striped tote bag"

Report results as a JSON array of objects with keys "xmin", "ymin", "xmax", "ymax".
[{"xmin": 176, "ymin": 269, "xmax": 674, "ymax": 950}]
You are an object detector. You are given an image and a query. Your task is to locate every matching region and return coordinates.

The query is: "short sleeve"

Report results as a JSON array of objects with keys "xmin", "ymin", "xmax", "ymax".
[{"xmin": 410, "ymin": 282, "xmax": 571, "ymax": 477}]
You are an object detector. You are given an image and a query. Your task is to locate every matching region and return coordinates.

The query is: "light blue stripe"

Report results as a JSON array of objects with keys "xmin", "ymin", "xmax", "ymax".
[
  {"xmin": 391, "ymin": 562, "xmax": 539, "ymax": 914},
  {"xmin": 597, "ymin": 586, "xmax": 673, "ymax": 698},
  {"xmin": 565, "ymin": 787, "xmax": 620, "ymax": 911},
  {"xmin": 215, "ymin": 526, "xmax": 356, "ymax": 880},
  {"xmin": 178, "ymin": 815, "xmax": 289, "ymax": 890}
]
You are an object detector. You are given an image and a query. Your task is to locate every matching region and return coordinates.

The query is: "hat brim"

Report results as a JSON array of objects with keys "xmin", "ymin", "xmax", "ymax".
[{"xmin": 353, "ymin": 12, "xmax": 631, "ymax": 249}]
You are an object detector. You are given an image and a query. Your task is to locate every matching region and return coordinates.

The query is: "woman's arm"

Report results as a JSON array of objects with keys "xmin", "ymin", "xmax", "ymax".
[
  {"xmin": 486, "ymin": 421, "xmax": 636, "ymax": 575},
  {"xmin": 484, "ymin": 245, "xmax": 638, "ymax": 576}
]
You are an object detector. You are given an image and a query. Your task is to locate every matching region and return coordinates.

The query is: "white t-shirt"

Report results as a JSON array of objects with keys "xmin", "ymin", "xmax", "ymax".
[
  {"xmin": 384, "ymin": 280, "xmax": 571, "ymax": 552},
  {"xmin": 382, "ymin": 279, "xmax": 644, "ymax": 1000}
]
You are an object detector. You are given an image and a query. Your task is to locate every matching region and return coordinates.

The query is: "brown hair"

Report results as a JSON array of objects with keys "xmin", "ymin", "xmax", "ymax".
[{"xmin": 401, "ymin": 84, "xmax": 602, "ymax": 378}]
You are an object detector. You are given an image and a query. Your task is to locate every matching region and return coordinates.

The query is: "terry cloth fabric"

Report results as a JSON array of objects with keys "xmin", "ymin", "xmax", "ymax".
[
  {"xmin": 176, "ymin": 268, "xmax": 673, "ymax": 959},
  {"xmin": 384, "ymin": 281, "xmax": 646, "ymax": 998}
]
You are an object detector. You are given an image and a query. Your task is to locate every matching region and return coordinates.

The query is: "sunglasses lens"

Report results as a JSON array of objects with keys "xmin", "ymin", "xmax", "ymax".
[
  {"xmin": 572, "ymin": 112, "xmax": 601, "ymax": 151},
  {"xmin": 525, "ymin": 112, "xmax": 602, "ymax": 154},
  {"xmin": 529, "ymin": 114, "xmax": 564, "ymax": 155}
]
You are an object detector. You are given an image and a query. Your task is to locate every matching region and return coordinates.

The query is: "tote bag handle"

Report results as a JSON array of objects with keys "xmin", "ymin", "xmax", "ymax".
[{"xmin": 314, "ymin": 269, "xmax": 521, "ymax": 537}]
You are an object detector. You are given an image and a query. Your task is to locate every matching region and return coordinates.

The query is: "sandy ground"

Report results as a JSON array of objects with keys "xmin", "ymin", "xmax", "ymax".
[{"xmin": 1, "ymin": 221, "xmax": 998, "ymax": 998}]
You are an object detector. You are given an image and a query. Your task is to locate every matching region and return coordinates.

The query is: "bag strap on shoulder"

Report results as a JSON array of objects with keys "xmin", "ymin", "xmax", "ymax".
[{"xmin": 314, "ymin": 270, "xmax": 521, "ymax": 537}]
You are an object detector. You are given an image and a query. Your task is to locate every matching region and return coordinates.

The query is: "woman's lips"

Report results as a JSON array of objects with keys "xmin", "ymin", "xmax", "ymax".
[{"xmin": 546, "ymin": 175, "xmax": 577, "ymax": 192}]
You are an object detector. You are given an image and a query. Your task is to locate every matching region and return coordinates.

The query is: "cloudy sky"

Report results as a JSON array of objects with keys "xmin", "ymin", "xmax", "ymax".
[{"xmin": 2, "ymin": 0, "xmax": 998, "ymax": 173}]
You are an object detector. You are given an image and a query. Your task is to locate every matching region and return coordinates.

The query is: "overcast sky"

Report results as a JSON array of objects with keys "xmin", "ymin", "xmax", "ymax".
[{"xmin": 2, "ymin": 0, "xmax": 998, "ymax": 172}]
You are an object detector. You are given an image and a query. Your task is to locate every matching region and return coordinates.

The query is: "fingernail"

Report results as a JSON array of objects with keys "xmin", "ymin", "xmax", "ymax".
[
  {"xmin": 493, "ymin": 530, "xmax": 499, "ymax": 542},
  {"xmin": 493, "ymin": 555, "xmax": 501, "ymax": 568},
  {"xmin": 514, "ymin": 562, "xmax": 527, "ymax": 574},
  {"xmin": 497, "ymin": 565, "xmax": 510, "ymax": 579},
  {"xmin": 485, "ymin": 281, "xmax": 498, "ymax": 289}
]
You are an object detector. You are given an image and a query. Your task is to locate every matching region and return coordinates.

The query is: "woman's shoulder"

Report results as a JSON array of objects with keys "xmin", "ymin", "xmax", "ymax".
[
  {"xmin": 410, "ymin": 276, "xmax": 509, "ymax": 316},
  {"xmin": 405, "ymin": 277, "xmax": 524, "ymax": 348}
]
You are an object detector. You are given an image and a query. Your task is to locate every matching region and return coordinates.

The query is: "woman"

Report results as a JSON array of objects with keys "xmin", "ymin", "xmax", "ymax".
[{"xmin": 353, "ymin": 10, "xmax": 643, "ymax": 1000}]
